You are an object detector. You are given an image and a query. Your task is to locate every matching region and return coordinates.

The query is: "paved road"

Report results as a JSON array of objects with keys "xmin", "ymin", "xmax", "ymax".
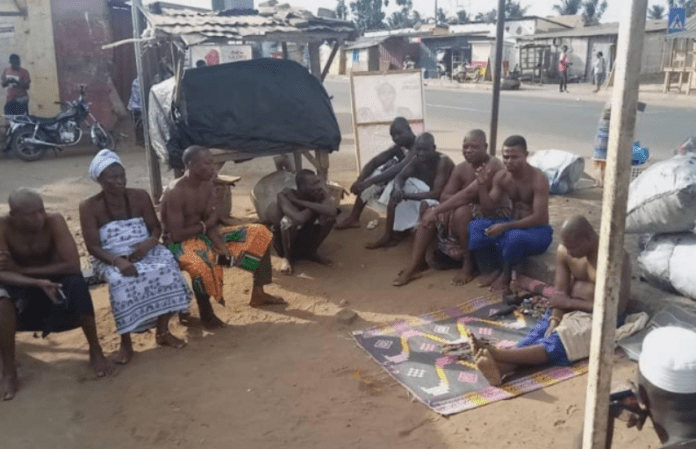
[{"xmin": 325, "ymin": 79, "xmax": 696, "ymax": 162}]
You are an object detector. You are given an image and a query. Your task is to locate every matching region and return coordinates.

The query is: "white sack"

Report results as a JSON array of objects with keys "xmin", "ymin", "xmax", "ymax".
[
  {"xmin": 527, "ymin": 149, "xmax": 584, "ymax": 195},
  {"xmin": 626, "ymin": 155, "xmax": 696, "ymax": 234},
  {"xmin": 250, "ymin": 171, "xmax": 296, "ymax": 224},
  {"xmin": 638, "ymin": 233, "xmax": 696, "ymax": 300}
]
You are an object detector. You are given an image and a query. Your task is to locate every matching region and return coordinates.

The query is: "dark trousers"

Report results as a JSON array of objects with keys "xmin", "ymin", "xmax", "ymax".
[
  {"xmin": 559, "ymin": 71, "xmax": 568, "ymax": 92},
  {"xmin": 4, "ymin": 99, "xmax": 28, "ymax": 115}
]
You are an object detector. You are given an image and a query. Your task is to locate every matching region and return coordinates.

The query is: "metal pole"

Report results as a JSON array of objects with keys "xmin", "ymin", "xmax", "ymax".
[
  {"xmin": 488, "ymin": 0, "xmax": 505, "ymax": 156},
  {"xmin": 581, "ymin": 0, "xmax": 648, "ymax": 447},
  {"xmin": 131, "ymin": 0, "xmax": 162, "ymax": 201}
]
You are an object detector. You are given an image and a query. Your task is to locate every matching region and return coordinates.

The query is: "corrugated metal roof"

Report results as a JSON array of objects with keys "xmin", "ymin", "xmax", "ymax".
[
  {"xmin": 143, "ymin": 4, "xmax": 354, "ymax": 41},
  {"xmin": 519, "ymin": 19, "xmax": 667, "ymax": 40}
]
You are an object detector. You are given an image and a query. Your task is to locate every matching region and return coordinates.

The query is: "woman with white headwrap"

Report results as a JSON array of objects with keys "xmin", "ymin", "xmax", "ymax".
[{"xmin": 79, "ymin": 150, "xmax": 191, "ymax": 364}]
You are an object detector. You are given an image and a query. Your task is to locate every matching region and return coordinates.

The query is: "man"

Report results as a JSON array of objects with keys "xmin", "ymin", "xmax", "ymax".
[
  {"xmin": 128, "ymin": 77, "xmax": 144, "ymax": 146},
  {"xmin": 161, "ymin": 146, "xmax": 284, "ymax": 329},
  {"xmin": 473, "ymin": 215, "xmax": 631, "ymax": 387},
  {"xmin": 575, "ymin": 327, "xmax": 696, "ymax": 449},
  {"xmin": 335, "ymin": 117, "xmax": 416, "ymax": 230},
  {"xmin": 592, "ymin": 51, "xmax": 606, "ymax": 93},
  {"xmin": 558, "ymin": 45, "xmax": 570, "ymax": 93},
  {"xmin": 468, "ymin": 135, "xmax": 552, "ymax": 294},
  {"xmin": 1, "ymin": 54, "xmax": 30, "ymax": 115},
  {"xmin": 273, "ymin": 169, "xmax": 336, "ymax": 275},
  {"xmin": 365, "ymin": 132, "xmax": 454, "ymax": 249},
  {"xmin": 393, "ymin": 129, "xmax": 507, "ymax": 286},
  {"xmin": 0, "ymin": 189, "xmax": 114, "ymax": 400}
]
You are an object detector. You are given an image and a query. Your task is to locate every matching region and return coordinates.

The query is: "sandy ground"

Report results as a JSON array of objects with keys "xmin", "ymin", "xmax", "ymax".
[{"xmin": 0, "ymin": 119, "xmax": 663, "ymax": 448}]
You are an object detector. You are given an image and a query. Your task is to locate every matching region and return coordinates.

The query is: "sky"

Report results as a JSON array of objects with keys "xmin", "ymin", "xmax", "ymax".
[{"xmin": 151, "ymin": 0, "xmax": 670, "ymax": 24}]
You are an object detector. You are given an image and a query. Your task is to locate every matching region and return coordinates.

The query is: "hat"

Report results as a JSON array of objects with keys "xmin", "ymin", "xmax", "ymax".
[
  {"xmin": 89, "ymin": 149, "xmax": 123, "ymax": 182},
  {"xmin": 639, "ymin": 327, "xmax": 696, "ymax": 394}
]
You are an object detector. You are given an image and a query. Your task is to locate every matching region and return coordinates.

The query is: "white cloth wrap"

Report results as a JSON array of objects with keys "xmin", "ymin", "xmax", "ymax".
[
  {"xmin": 555, "ymin": 311, "xmax": 649, "ymax": 362},
  {"xmin": 89, "ymin": 149, "xmax": 124, "ymax": 182},
  {"xmin": 377, "ymin": 177, "xmax": 431, "ymax": 232}
]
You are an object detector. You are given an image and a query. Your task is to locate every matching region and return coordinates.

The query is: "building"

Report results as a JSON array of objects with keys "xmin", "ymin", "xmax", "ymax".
[{"xmin": 212, "ymin": 0, "xmax": 254, "ymax": 11}]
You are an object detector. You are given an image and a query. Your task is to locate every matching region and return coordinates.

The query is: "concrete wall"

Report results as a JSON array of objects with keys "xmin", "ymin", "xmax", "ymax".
[
  {"xmin": 0, "ymin": 0, "xmax": 60, "ymax": 116},
  {"xmin": 51, "ymin": 0, "xmax": 119, "ymax": 128},
  {"xmin": 642, "ymin": 32, "xmax": 665, "ymax": 74}
]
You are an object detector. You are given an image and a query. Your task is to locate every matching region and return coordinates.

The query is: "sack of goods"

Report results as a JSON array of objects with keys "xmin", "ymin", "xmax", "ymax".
[
  {"xmin": 626, "ymin": 155, "xmax": 696, "ymax": 234},
  {"xmin": 251, "ymin": 171, "xmax": 296, "ymax": 224},
  {"xmin": 527, "ymin": 149, "xmax": 584, "ymax": 195},
  {"xmin": 639, "ymin": 233, "xmax": 696, "ymax": 300}
]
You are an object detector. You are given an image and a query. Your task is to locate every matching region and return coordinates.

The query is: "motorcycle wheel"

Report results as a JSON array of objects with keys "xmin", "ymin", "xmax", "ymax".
[
  {"xmin": 473, "ymin": 71, "xmax": 481, "ymax": 83},
  {"xmin": 12, "ymin": 126, "xmax": 49, "ymax": 162}
]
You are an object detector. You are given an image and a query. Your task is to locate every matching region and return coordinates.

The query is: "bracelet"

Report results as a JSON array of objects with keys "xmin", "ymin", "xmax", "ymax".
[
  {"xmin": 200, "ymin": 220, "xmax": 207, "ymax": 234},
  {"xmin": 549, "ymin": 316, "xmax": 561, "ymax": 325}
]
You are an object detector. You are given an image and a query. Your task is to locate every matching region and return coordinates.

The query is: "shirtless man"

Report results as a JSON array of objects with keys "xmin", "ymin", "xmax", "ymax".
[
  {"xmin": 335, "ymin": 117, "xmax": 416, "ymax": 230},
  {"xmin": 473, "ymin": 215, "xmax": 631, "ymax": 387},
  {"xmin": 468, "ymin": 135, "xmax": 552, "ymax": 294},
  {"xmin": 393, "ymin": 130, "xmax": 506, "ymax": 286},
  {"xmin": 273, "ymin": 169, "xmax": 336, "ymax": 275},
  {"xmin": 365, "ymin": 132, "xmax": 454, "ymax": 249},
  {"xmin": 0, "ymin": 189, "xmax": 114, "ymax": 400},
  {"xmin": 161, "ymin": 146, "xmax": 284, "ymax": 329}
]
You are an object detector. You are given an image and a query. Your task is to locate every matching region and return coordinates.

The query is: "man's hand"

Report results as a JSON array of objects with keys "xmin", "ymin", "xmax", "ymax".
[
  {"xmin": 484, "ymin": 223, "xmax": 507, "ymax": 238},
  {"xmin": 475, "ymin": 165, "xmax": 492, "ymax": 185},
  {"xmin": 390, "ymin": 186, "xmax": 405, "ymax": 204},
  {"xmin": 0, "ymin": 251, "xmax": 11, "ymax": 271},
  {"xmin": 421, "ymin": 208, "xmax": 438, "ymax": 229},
  {"xmin": 128, "ymin": 240, "xmax": 153, "ymax": 262},
  {"xmin": 538, "ymin": 294, "xmax": 569, "ymax": 310},
  {"xmin": 115, "ymin": 257, "xmax": 138, "ymax": 277},
  {"xmin": 34, "ymin": 279, "xmax": 62, "ymax": 304},
  {"xmin": 545, "ymin": 319, "xmax": 559, "ymax": 337},
  {"xmin": 350, "ymin": 180, "xmax": 367, "ymax": 195}
]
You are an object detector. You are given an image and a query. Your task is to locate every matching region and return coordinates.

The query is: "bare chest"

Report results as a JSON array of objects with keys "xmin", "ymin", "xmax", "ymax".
[
  {"xmin": 568, "ymin": 257, "xmax": 597, "ymax": 283},
  {"xmin": 6, "ymin": 229, "xmax": 53, "ymax": 264}
]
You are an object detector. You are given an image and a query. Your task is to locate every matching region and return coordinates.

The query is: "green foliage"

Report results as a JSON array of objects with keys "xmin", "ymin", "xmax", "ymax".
[
  {"xmin": 667, "ymin": 0, "xmax": 696, "ymax": 17},
  {"xmin": 552, "ymin": 0, "xmax": 582, "ymax": 15},
  {"xmin": 648, "ymin": 4, "xmax": 665, "ymax": 19},
  {"xmin": 456, "ymin": 9, "xmax": 471, "ymax": 23},
  {"xmin": 437, "ymin": 7, "xmax": 447, "ymax": 23},
  {"xmin": 386, "ymin": 0, "xmax": 420, "ymax": 29},
  {"xmin": 350, "ymin": 0, "xmax": 386, "ymax": 31},
  {"xmin": 475, "ymin": 0, "xmax": 528, "ymax": 23},
  {"xmin": 336, "ymin": 0, "xmax": 348, "ymax": 20},
  {"xmin": 581, "ymin": 0, "xmax": 608, "ymax": 26}
]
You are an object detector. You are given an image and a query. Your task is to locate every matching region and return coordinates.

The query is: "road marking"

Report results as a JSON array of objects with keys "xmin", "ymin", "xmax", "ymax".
[{"xmin": 426, "ymin": 103, "xmax": 487, "ymax": 112}]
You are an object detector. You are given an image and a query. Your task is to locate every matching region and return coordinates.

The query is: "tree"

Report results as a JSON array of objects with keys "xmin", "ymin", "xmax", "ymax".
[
  {"xmin": 647, "ymin": 4, "xmax": 665, "ymax": 19},
  {"xmin": 437, "ymin": 7, "xmax": 448, "ymax": 23},
  {"xmin": 475, "ymin": 10, "xmax": 498, "ymax": 23},
  {"xmin": 350, "ymin": 0, "xmax": 385, "ymax": 31},
  {"xmin": 455, "ymin": 9, "xmax": 471, "ymax": 23},
  {"xmin": 581, "ymin": 0, "xmax": 608, "ymax": 25},
  {"xmin": 386, "ymin": 0, "xmax": 420, "ymax": 29},
  {"xmin": 505, "ymin": 0, "xmax": 528, "ymax": 19},
  {"xmin": 552, "ymin": 0, "xmax": 582, "ymax": 15},
  {"xmin": 667, "ymin": 0, "xmax": 696, "ymax": 17},
  {"xmin": 336, "ymin": 0, "xmax": 348, "ymax": 20}
]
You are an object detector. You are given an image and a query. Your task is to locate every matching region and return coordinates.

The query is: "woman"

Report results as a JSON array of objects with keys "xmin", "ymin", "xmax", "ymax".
[{"xmin": 80, "ymin": 150, "xmax": 191, "ymax": 364}]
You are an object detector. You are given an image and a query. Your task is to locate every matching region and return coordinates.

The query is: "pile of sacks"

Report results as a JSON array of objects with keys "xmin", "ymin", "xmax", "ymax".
[{"xmin": 626, "ymin": 154, "xmax": 696, "ymax": 300}]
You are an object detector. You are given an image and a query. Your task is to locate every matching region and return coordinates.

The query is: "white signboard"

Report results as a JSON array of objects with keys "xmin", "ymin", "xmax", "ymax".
[
  {"xmin": 189, "ymin": 45, "xmax": 253, "ymax": 68},
  {"xmin": 350, "ymin": 70, "xmax": 426, "ymax": 170}
]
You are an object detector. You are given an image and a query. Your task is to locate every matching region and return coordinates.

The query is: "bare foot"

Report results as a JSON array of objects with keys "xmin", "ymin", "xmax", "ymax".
[
  {"xmin": 178, "ymin": 312, "xmax": 196, "ymax": 327},
  {"xmin": 334, "ymin": 217, "xmax": 361, "ymax": 230},
  {"xmin": 90, "ymin": 351, "xmax": 115, "ymax": 378},
  {"xmin": 392, "ymin": 269, "xmax": 423, "ymax": 287},
  {"xmin": 489, "ymin": 275, "xmax": 511, "ymax": 294},
  {"xmin": 475, "ymin": 349, "xmax": 503, "ymax": 387},
  {"xmin": 309, "ymin": 252, "xmax": 333, "ymax": 267},
  {"xmin": 477, "ymin": 270, "xmax": 501, "ymax": 288},
  {"xmin": 364, "ymin": 235, "xmax": 398, "ymax": 250},
  {"xmin": 452, "ymin": 261, "xmax": 477, "ymax": 286},
  {"xmin": 113, "ymin": 344, "xmax": 134, "ymax": 365},
  {"xmin": 0, "ymin": 372, "xmax": 18, "ymax": 401},
  {"xmin": 280, "ymin": 258, "xmax": 293, "ymax": 275},
  {"xmin": 249, "ymin": 288, "xmax": 287, "ymax": 307},
  {"xmin": 156, "ymin": 331, "xmax": 186, "ymax": 349},
  {"xmin": 201, "ymin": 314, "xmax": 227, "ymax": 329}
]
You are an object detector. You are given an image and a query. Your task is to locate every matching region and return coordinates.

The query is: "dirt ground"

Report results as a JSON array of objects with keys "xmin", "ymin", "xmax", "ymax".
[{"xmin": 0, "ymin": 128, "xmax": 663, "ymax": 448}]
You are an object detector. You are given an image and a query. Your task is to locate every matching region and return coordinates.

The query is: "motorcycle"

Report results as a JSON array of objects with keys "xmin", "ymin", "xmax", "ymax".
[
  {"xmin": 453, "ymin": 63, "xmax": 481, "ymax": 83},
  {"xmin": 3, "ymin": 84, "xmax": 114, "ymax": 162}
]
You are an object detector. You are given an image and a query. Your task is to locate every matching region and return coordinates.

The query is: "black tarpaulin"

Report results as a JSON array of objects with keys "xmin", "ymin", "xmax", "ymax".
[{"xmin": 166, "ymin": 58, "xmax": 340, "ymax": 169}]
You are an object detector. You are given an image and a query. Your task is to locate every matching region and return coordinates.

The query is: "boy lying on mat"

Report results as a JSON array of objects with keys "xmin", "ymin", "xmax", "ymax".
[{"xmin": 472, "ymin": 215, "xmax": 632, "ymax": 387}]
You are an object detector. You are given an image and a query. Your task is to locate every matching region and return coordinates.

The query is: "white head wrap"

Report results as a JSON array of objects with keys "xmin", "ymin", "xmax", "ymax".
[
  {"xmin": 89, "ymin": 149, "xmax": 124, "ymax": 182},
  {"xmin": 639, "ymin": 326, "xmax": 696, "ymax": 394}
]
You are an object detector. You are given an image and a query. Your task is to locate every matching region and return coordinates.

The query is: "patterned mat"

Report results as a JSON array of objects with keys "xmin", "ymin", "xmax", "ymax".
[{"xmin": 352, "ymin": 294, "xmax": 588, "ymax": 415}]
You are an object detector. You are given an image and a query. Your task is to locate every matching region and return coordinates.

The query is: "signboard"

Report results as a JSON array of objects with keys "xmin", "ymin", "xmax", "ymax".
[
  {"xmin": 668, "ymin": 7, "xmax": 686, "ymax": 34},
  {"xmin": 349, "ymin": 70, "xmax": 426, "ymax": 171},
  {"xmin": 189, "ymin": 45, "xmax": 253, "ymax": 67}
]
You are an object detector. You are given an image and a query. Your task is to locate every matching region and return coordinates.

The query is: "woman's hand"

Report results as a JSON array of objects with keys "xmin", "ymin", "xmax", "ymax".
[
  {"xmin": 128, "ymin": 238, "xmax": 155, "ymax": 262},
  {"xmin": 114, "ymin": 257, "xmax": 138, "ymax": 277}
]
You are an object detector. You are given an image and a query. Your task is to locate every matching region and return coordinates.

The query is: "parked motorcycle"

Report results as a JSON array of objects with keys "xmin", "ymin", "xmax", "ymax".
[
  {"xmin": 3, "ymin": 85, "xmax": 114, "ymax": 162},
  {"xmin": 453, "ymin": 63, "xmax": 481, "ymax": 83}
]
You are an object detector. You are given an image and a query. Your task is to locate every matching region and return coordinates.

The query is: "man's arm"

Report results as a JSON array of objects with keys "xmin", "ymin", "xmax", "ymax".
[
  {"xmin": 361, "ymin": 151, "xmax": 415, "ymax": 189},
  {"xmin": 438, "ymin": 164, "xmax": 467, "ymax": 203},
  {"xmin": 19, "ymin": 214, "xmax": 80, "ymax": 277},
  {"xmin": 162, "ymin": 189, "xmax": 206, "ymax": 243},
  {"xmin": 17, "ymin": 70, "xmax": 29, "ymax": 90},
  {"xmin": 404, "ymin": 157, "xmax": 455, "ymax": 201},
  {"xmin": 278, "ymin": 190, "xmax": 314, "ymax": 224},
  {"xmin": 286, "ymin": 190, "xmax": 337, "ymax": 218},
  {"xmin": 357, "ymin": 146, "xmax": 403, "ymax": 182}
]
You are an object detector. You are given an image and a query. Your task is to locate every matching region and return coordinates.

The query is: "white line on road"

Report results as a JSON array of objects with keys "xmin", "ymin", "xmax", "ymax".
[{"xmin": 426, "ymin": 103, "xmax": 486, "ymax": 112}]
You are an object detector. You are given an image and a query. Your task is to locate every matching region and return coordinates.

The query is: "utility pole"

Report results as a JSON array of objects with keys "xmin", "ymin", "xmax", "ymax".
[
  {"xmin": 581, "ymin": 0, "xmax": 648, "ymax": 447},
  {"xmin": 488, "ymin": 0, "xmax": 505, "ymax": 155}
]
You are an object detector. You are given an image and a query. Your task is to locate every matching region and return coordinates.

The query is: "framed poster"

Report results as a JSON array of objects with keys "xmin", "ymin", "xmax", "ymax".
[{"xmin": 350, "ymin": 70, "xmax": 426, "ymax": 171}]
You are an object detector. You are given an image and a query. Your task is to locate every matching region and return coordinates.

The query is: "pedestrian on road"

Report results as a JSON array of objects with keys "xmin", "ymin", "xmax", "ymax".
[
  {"xmin": 592, "ymin": 52, "xmax": 606, "ymax": 93},
  {"xmin": 558, "ymin": 46, "xmax": 570, "ymax": 93},
  {"xmin": 1, "ymin": 54, "xmax": 30, "ymax": 115}
]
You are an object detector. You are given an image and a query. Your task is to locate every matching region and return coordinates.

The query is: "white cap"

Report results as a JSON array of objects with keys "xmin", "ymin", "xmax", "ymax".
[{"xmin": 639, "ymin": 327, "xmax": 696, "ymax": 394}]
